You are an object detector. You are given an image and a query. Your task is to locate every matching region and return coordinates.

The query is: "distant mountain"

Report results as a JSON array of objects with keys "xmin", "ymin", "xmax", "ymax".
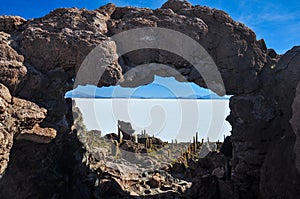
[{"xmin": 66, "ymin": 76, "xmax": 231, "ymax": 100}]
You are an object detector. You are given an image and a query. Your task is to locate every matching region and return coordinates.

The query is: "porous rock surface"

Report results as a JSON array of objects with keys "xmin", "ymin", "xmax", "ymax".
[{"xmin": 0, "ymin": 0, "xmax": 299, "ymax": 198}]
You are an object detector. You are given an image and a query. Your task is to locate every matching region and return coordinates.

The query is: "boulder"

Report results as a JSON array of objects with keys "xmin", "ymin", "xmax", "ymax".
[{"xmin": 16, "ymin": 124, "xmax": 56, "ymax": 143}]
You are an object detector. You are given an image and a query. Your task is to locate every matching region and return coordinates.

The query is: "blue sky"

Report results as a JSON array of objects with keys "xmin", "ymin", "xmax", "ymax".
[
  {"xmin": 1, "ymin": 0, "xmax": 299, "ymax": 54},
  {"xmin": 66, "ymin": 76, "xmax": 230, "ymax": 99}
]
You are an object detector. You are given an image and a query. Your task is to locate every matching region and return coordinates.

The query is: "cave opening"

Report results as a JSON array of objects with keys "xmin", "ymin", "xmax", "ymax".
[
  {"xmin": 65, "ymin": 75, "xmax": 232, "ymax": 143},
  {"xmin": 64, "ymin": 63, "xmax": 233, "ymax": 185}
]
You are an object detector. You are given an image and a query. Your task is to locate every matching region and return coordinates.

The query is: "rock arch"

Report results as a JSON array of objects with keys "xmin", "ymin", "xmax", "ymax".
[{"xmin": 0, "ymin": 0, "xmax": 299, "ymax": 198}]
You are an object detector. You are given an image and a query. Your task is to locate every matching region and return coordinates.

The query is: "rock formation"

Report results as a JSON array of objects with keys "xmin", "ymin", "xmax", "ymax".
[
  {"xmin": 0, "ymin": 83, "xmax": 56, "ymax": 176},
  {"xmin": 0, "ymin": 0, "xmax": 299, "ymax": 198}
]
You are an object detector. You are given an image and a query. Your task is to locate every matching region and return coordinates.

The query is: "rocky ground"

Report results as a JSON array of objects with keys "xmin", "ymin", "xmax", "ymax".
[
  {"xmin": 73, "ymin": 104, "xmax": 226, "ymax": 198},
  {"xmin": 0, "ymin": 0, "xmax": 300, "ymax": 198}
]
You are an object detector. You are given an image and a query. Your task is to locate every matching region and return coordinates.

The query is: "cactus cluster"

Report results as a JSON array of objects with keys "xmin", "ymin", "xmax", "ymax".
[
  {"xmin": 141, "ymin": 129, "xmax": 148, "ymax": 138},
  {"xmin": 177, "ymin": 132, "xmax": 205, "ymax": 163}
]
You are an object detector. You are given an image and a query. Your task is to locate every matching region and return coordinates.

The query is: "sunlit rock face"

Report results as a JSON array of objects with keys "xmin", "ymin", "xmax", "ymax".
[{"xmin": 0, "ymin": 0, "xmax": 299, "ymax": 198}]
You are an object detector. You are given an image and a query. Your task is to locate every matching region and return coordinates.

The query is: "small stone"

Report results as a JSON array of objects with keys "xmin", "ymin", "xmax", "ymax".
[{"xmin": 147, "ymin": 173, "xmax": 165, "ymax": 188}]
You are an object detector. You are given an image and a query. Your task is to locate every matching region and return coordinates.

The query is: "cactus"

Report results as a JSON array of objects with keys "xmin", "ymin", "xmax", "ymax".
[
  {"xmin": 147, "ymin": 138, "xmax": 152, "ymax": 149},
  {"xmin": 117, "ymin": 125, "xmax": 123, "ymax": 144},
  {"xmin": 196, "ymin": 132, "xmax": 198, "ymax": 144},
  {"xmin": 111, "ymin": 140, "xmax": 119, "ymax": 157},
  {"xmin": 145, "ymin": 137, "xmax": 149, "ymax": 148},
  {"xmin": 185, "ymin": 152, "xmax": 189, "ymax": 161},
  {"xmin": 201, "ymin": 138, "xmax": 204, "ymax": 144},
  {"xmin": 207, "ymin": 137, "xmax": 210, "ymax": 143},
  {"xmin": 194, "ymin": 136, "xmax": 197, "ymax": 152},
  {"xmin": 167, "ymin": 149, "xmax": 171, "ymax": 158},
  {"xmin": 118, "ymin": 131, "xmax": 123, "ymax": 144},
  {"xmin": 117, "ymin": 124, "xmax": 120, "ymax": 137},
  {"xmin": 134, "ymin": 134, "xmax": 138, "ymax": 143},
  {"xmin": 145, "ymin": 137, "xmax": 153, "ymax": 149},
  {"xmin": 149, "ymin": 138, "xmax": 152, "ymax": 149},
  {"xmin": 175, "ymin": 139, "xmax": 178, "ymax": 146}
]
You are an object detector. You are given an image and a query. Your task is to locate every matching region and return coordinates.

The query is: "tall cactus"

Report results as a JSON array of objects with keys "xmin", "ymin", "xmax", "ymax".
[
  {"xmin": 145, "ymin": 137, "xmax": 148, "ymax": 148},
  {"xmin": 194, "ymin": 137, "xmax": 197, "ymax": 152},
  {"xmin": 191, "ymin": 136, "xmax": 196, "ymax": 153},
  {"xmin": 146, "ymin": 137, "xmax": 152, "ymax": 149},
  {"xmin": 118, "ymin": 130, "xmax": 123, "ymax": 144},
  {"xmin": 111, "ymin": 140, "xmax": 119, "ymax": 157},
  {"xmin": 117, "ymin": 125, "xmax": 123, "ymax": 144},
  {"xmin": 196, "ymin": 132, "xmax": 198, "ymax": 144},
  {"xmin": 149, "ymin": 138, "xmax": 151, "ymax": 149},
  {"xmin": 134, "ymin": 134, "xmax": 138, "ymax": 143},
  {"xmin": 185, "ymin": 151, "xmax": 189, "ymax": 161},
  {"xmin": 190, "ymin": 143, "xmax": 194, "ymax": 154}
]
